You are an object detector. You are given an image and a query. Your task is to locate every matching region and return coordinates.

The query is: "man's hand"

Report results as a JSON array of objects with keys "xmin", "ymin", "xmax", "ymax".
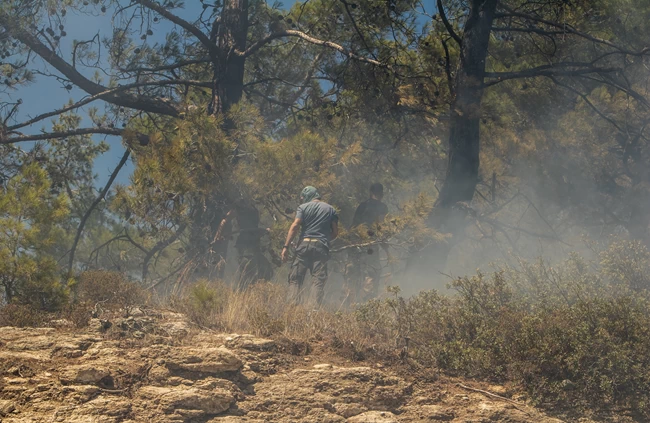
[{"xmin": 281, "ymin": 247, "xmax": 290, "ymax": 263}]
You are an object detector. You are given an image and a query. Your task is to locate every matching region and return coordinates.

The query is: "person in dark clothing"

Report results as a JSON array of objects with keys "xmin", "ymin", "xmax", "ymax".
[
  {"xmin": 282, "ymin": 186, "xmax": 339, "ymax": 307},
  {"xmin": 215, "ymin": 199, "xmax": 272, "ymax": 289},
  {"xmin": 344, "ymin": 183, "xmax": 389, "ymax": 305}
]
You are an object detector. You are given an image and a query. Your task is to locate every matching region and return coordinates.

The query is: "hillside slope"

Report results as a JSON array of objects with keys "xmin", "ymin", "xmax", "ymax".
[{"xmin": 0, "ymin": 311, "xmax": 581, "ymax": 422}]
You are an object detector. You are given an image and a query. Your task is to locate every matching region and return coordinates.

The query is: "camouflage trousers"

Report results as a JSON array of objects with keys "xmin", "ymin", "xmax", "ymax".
[
  {"xmin": 287, "ymin": 239, "xmax": 329, "ymax": 307},
  {"xmin": 234, "ymin": 246, "xmax": 273, "ymax": 291},
  {"xmin": 343, "ymin": 247, "xmax": 381, "ymax": 306}
]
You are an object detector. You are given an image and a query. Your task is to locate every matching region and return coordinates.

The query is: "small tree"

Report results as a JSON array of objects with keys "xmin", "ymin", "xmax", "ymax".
[{"xmin": 0, "ymin": 164, "xmax": 69, "ymax": 309}]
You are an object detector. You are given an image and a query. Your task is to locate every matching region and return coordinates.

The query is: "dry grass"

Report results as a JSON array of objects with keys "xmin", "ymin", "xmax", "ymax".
[{"xmin": 170, "ymin": 279, "xmax": 373, "ymax": 349}]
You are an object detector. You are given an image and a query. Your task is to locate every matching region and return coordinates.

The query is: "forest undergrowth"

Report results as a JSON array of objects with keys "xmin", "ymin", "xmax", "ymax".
[{"xmin": 2, "ymin": 240, "xmax": 650, "ymax": 419}]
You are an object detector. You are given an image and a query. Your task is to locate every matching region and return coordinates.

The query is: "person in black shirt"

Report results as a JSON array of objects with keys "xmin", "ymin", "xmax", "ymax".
[
  {"xmin": 215, "ymin": 199, "xmax": 272, "ymax": 289},
  {"xmin": 344, "ymin": 183, "xmax": 388, "ymax": 306}
]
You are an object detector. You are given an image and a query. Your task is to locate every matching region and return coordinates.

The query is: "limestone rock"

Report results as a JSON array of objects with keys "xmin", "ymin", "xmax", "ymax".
[
  {"xmin": 333, "ymin": 403, "xmax": 367, "ymax": 418},
  {"xmin": 65, "ymin": 397, "xmax": 132, "ymax": 422},
  {"xmin": 412, "ymin": 404, "xmax": 455, "ymax": 421},
  {"xmin": 159, "ymin": 319, "xmax": 193, "ymax": 338},
  {"xmin": 314, "ymin": 363, "xmax": 334, "ymax": 370},
  {"xmin": 167, "ymin": 347, "xmax": 242, "ymax": 374},
  {"xmin": 60, "ymin": 365, "xmax": 111, "ymax": 385},
  {"xmin": 347, "ymin": 411, "xmax": 398, "ymax": 423},
  {"xmin": 137, "ymin": 385, "xmax": 234, "ymax": 416},
  {"xmin": 0, "ymin": 400, "xmax": 16, "ymax": 416},
  {"xmin": 0, "ymin": 321, "xmax": 570, "ymax": 423},
  {"xmin": 225, "ymin": 334, "xmax": 276, "ymax": 351},
  {"xmin": 87, "ymin": 318, "xmax": 112, "ymax": 333}
]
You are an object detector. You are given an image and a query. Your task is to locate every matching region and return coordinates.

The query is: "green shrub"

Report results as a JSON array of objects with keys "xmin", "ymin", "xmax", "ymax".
[
  {"xmin": 179, "ymin": 279, "xmax": 229, "ymax": 328},
  {"xmin": 353, "ymin": 245, "xmax": 650, "ymax": 417}
]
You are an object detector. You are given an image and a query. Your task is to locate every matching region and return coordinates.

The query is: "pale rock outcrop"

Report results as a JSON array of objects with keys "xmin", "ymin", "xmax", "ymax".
[{"xmin": 0, "ymin": 318, "xmax": 573, "ymax": 423}]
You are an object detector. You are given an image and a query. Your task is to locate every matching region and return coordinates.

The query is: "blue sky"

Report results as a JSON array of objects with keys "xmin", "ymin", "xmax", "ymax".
[{"xmin": 11, "ymin": 0, "xmax": 430, "ymax": 189}]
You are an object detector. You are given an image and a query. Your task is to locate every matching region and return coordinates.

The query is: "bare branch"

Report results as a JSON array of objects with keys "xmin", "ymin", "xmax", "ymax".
[
  {"xmin": 0, "ymin": 12, "xmax": 180, "ymax": 117},
  {"xmin": 3, "ymin": 128, "xmax": 123, "ymax": 144},
  {"xmin": 339, "ymin": 0, "xmax": 378, "ymax": 59},
  {"xmin": 119, "ymin": 58, "xmax": 211, "ymax": 74},
  {"xmin": 68, "ymin": 149, "xmax": 131, "ymax": 275},
  {"xmin": 142, "ymin": 223, "xmax": 187, "ymax": 281},
  {"xmin": 441, "ymin": 37, "xmax": 454, "ymax": 95},
  {"xmin": 135, "ymin": 0, "xmax": 224, "ymax": 62},
  {"xmin": 496, "ymin": 5, "xmax": 650, "ymax": 56},
  {"xmin": 484, "ymin": 63, "xmax": 619, "ymax": 87},
  {"xmin": 437, "ymin": 0, "xmax": 463, "ymax": 46},
  {"xmin": 236, "ymin": 30, "xmax": 388, "ymax": 68},
  {"xmin": 8, "ymin": 80, "xmax": 208, "ymax": 132},
  {"xmin": 548, "ymin": 76, "xmax": 623, "ymax": 133},
  {"xmin": 3, "ymin": 127, "xmax": 151, "ymax": 146}
]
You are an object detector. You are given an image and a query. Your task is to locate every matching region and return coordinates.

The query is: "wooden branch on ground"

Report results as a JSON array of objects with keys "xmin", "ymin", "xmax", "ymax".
[{"xmin": 456, "ymin": 383, "xmax": 530, "ymax": 416}]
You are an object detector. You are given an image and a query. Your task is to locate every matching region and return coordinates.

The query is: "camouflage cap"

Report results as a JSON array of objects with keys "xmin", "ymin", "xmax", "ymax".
[{"xmin": 300, "ymin": 186, "xmax": 321, "ymax": 203}]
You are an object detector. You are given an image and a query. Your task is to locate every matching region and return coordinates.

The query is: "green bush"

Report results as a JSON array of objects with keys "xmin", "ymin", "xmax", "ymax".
[
  {"xmin": 354, "ymin": 242, "xmax": 650, "ymax": 417},
  {"xmin": 177, "ymin": 279, "xmax": 229, "ymax": 328}
]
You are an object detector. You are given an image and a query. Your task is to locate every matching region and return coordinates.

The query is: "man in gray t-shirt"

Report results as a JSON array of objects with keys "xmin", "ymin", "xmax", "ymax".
[{"xmin": 282, "ymin": 186, "xmax": 339, "ymax": 306}]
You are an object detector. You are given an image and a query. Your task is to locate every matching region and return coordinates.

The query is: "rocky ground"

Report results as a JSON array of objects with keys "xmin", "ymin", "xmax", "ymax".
[{"xmin": 0, "ymin": 310, "xmax": 588, "ymax": 422}]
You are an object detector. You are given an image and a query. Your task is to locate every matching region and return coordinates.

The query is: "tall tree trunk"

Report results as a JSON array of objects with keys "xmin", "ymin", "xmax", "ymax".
[
  {"xmin": 171, "ymin": 0, "xmax": 250, "ymax": 288},
  {"xmin": 210, "ymin": 0, "xmax": 249, "ymax": 116},
  {"xmin": 408, "ymin": 0, "xmax": 498, "ymax": 279},
  {"xmin": 438, "ymin": 0, "xmax": 497, "ymax": 210}
]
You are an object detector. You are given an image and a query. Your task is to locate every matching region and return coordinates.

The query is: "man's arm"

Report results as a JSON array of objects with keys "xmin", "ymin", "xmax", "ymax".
[
  {"xmin": 281, "ymin": 218, "xmax": 302, "ymax": 262},
  {"xmin": 331, "ymin": 220, "xmax": 339, "ymax": 240}
]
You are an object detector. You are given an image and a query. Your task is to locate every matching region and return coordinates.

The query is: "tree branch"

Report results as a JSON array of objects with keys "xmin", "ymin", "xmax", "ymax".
[
  {"xmin": 484, "ymin": 63, "xmax": 619, "ymax": 87},
  {"xmin": 437, "ymin": 0, "xmax": 463, "ymax": 46},
  {"xmin": 548, "ymin": 76, "xmax": 623, "ymax": 133},
  {"xmin": 495, "ymin": 5, "xmax": 650, "ymax": 56},
  {"xmin": 3, "ymin": 127, "xmax": 151, "ymax": 146},
  {"xmin": 3, "ymin": 128, "xmax": 123, "ymax": 144},
  {"xmin": 119, "ymin": 58, "xmax": 211, "ymax": 74},
  {"xmin": 441, "ymin": 37, "xmax": 455, "ymax": 95},
  {"xmin": 0, "ymin": 12, "xmax": 180, "ymax": 117},
  {"xmin": 236, "ymin": 30, "xmax": 388, "ymax": 68},
  {"xmin": 142, "ymin": 223, "xmax": 187, "ymax": 281},
  {"xmin": 68, "ymin": 149, "xmax": 131, "ymax": 275},
  {"xmin": 7, "ymin": 80, "xmax": 206, "ymax": 132},
  {"xmin": 135, "ymin": 0, "xmax": 224, "ymax": 62}
]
